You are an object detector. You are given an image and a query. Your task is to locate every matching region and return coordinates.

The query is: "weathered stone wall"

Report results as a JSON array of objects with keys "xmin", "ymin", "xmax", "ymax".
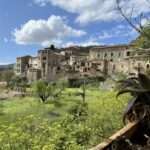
[
  {"xmin": 38, "ymin": 50, "xmax": 66, "ymax": 81},
  {"xmin": 27, "ymin": 69, "xmax": 41, "ymax": 82},
  {"xmin": 88, "ymin": 45, "xmax": 150, "ymax": 75},
  {"xmin": 89, "ymin": 45, "xmax": 130, "ymax": 61},
  {"xmin": 15, "ymin": 55, "xmax": 31, "ymax": 76}
]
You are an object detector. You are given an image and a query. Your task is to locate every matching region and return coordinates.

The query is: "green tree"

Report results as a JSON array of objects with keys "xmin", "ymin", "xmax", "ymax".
[
  {"xmin": 33, "ymin": 80, "xmax": 66, "ymax": 103},
  {"xmin": 1, "ymin": 70, "xmax": 14, "ymax": 86},
  {"xmin": 33, "ymin": 80, "xmax": 52, "ymax": 103},
  {"xmin": 134, "ymin": 25, "xmax": 150, "ymax": 48},
  {"xmin": 9, "ymin": 76, "xmax": 28, "ymax": 91}
]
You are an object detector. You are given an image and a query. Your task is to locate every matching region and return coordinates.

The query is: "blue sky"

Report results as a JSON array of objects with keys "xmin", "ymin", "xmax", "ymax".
[{"xmin": 0, "ymin": 0, "xmax": 149, "ymax": 64}]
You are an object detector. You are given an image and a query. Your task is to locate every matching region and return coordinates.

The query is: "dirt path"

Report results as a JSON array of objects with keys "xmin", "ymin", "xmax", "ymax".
[{"xmin": 0, "ymin": 90, "xmax": 22, "ymax": 100}]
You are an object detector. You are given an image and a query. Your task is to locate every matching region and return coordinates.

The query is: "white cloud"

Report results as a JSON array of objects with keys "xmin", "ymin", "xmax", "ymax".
[
  {"xmin": 98, "ymin": 24, "xmax": 138, "ymax": 40},
  {"xmin": 13, "ymin": 15, "xmax": 86, "ymax": 46},
  {"xmin": 63, "ymin": 38, "xmax": 101, "ymax": 47},
  {"xmin": 99, "ymin": 32, "xmax": 113, "ymax": 40},
  {"xmin": 34, "ymin": 0, "xmax": 150, "ymax": 24},
  {"xmin": 33, "ymin": 0, "xmax": 49, "ymax": 7}
]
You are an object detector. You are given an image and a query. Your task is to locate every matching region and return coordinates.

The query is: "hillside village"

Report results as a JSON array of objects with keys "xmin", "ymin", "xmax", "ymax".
[
  {"xmin": 1, "ymin": 0, "xmax": 150, "ymax": 149},
  {"xmin": 15, "ymin": 44, "xmax": 150, "ymax": 82}
]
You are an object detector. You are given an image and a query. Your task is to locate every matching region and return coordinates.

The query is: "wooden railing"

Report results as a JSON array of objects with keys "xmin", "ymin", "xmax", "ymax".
[{"xmin": 90, "ymin": 121, "xmax": 139, "ymax": 150}]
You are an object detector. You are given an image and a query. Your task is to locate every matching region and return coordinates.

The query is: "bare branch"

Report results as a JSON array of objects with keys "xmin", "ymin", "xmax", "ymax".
[
  {"xmin": 116, "ymin": 0, "xmax": 150, "ymax": 39},
  {"xmin": 116, "ymin": 0, "xmax": 142, "ymax": 33},
  {"xmin": 146, "ymin": 0, "xmax": 150, "ymax": 4}
]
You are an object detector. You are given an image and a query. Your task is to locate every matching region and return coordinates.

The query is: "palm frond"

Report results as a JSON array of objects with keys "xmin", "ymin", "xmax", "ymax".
[
  {"xmin": 117, "ymin": 88, "xmax": 148, "ymax": 98},
  {"xmin": 123, "ymin": 97, "xmax": 138, "ymax": 124},
  {"xmin": 117, "ymin": 73, "xmax": 150, "ymax": 123},
  {"xmin": 117, "ymin": 74, "xmax": 150, "ymax": 97}
]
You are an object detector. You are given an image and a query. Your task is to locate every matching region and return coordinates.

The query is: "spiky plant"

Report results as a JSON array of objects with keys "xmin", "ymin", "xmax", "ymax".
[{"xmin": 117, "ymin": 73, "xmax": 150, "ymax": 124}]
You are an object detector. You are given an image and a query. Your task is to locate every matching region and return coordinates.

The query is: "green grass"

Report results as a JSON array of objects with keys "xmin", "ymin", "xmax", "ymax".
[{"xmin": 0, "ymin": 88, "xmax": 130, "ymax": 149}]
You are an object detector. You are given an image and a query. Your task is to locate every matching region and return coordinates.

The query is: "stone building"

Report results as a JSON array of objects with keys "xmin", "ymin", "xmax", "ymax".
[
  {"xmin": 38, "ymin": 47, "xmax": 66, "ymax": 81},
  {"xmin": 15, "ymin": 45, "xmax": 65, "ymax": 82},
  {"xmin": 15, "ymin": 44, "xmax": 150, "ymax": 82},
  {"xmin": 126, "ymin": 48, "xmax": 150, "ymax": 75},
  {"xmin": 15, "ymin": 55, "xmax": 31, "ymax": 76},
  {"xmin": 89, "ymin": 45, "xmax": 150, "ymax": 75},
  {"xmin": 89, "ymin": 45, "xmax": 131, "ymax": 61},
  {"xmin": 89, "ymin": 45, "xmax": 133, "ymax": 75}
]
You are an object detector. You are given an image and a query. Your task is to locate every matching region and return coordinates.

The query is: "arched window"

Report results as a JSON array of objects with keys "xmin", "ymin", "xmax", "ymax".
[{"xmin": 126, "ymin": 51, "xmax": 130, "ymax": 56}]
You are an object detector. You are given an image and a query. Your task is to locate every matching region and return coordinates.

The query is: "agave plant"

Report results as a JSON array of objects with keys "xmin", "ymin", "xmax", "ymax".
[{"xmin": 117, "ymin": 73, "xmax": 150, "ymax": 124}]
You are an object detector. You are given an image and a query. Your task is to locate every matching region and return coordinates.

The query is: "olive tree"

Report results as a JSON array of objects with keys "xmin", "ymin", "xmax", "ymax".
[{"xmin": 33, "ymin": 80, "xmax": 66, "ymax": 103}]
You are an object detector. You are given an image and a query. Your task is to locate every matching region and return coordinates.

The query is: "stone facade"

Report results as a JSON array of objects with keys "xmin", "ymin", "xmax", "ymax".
[
  {"xmin": 26, "ymin": 57, "xmax": 40, "ymax": 82},
  {"xmin": 15, "ymin": 55, "xmax": 31, "ymax": 76},
  {"xmin": 15, "ymin": 46, "xmax": 65, "ymax": 81},
  {"xmin": 38, "ymin": 48, "xmax": 66, "ymax": 81},
  {"xmin": 89, "ymin": 45, "xmax": 131, "ymax": 61},
  {"xmin": 89, "ymin": 45, "xmax": 150, "ymax": 75},
  {"xmin": 126, "ymin": 48, "xmax": 150, "ymax": 75},
  {"xmin": 89, "ymin": 45, "xmax": 132, "ymax": 74}
]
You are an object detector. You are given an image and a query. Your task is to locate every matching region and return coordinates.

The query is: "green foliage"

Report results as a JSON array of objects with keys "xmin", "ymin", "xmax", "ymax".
[
  {"xmin": 33, "ymin": 80, "xmax": 52, "ymax": 103},
  {"xmin": 9, "ymin": 76, "xmax": 28, "ymax": 90},
  {"xmin": 0, "ymin": 70, "xmax": 14, "ymax": 86},
  {"xmin": 68, "ymin": 102, "xmax": 88, "ymax": 122},
  {"xmin": 134, "ymin": 25, "xmax": 150, "ymax": 48},
  {"xmin": 33, "ymin": 80, "xmax": 66, "ymax": 103},
  {"xmin": 68, "ymin": 76, "xmax": 105, "ymax": 88},
  {"xmin": 0, "ymin": 88, "xmax": 129, "ymax": 149}
]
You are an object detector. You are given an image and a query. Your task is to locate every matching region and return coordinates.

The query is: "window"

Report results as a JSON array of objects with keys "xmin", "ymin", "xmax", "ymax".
[
  {"xmin": 126, "ymin": 51, "xmax": 130, "ymax": 56},
  {"xmin": 43, "ymin": 57, "xmax": 46, "ymax": 60},
  {"xmin": 81, "ymin": 62, "xmax": 85, "ymax": 66},
  {"xmin": 42, "ymin": 63, "xmax": 46, "ymax": 68},
  {"xmin": 146, "ymin": 64, "xmax": 150, "ymax": 69},
  {"xmin": 104, "ymin": 53, "xmax": 107, "ymax": 57},
  {"xmin": 113, "ymin": 64, "xmax": 116, "ymax": 72},
  {"xmin": 118, "ymin": 52, "xmax": 121, "ymax": 57},
  {"xmin": 111, "ymin": 52, "xmax": 114, "ymax": 57},
  {"xmin": 137, "ymin": 63, "xmax": 141, "ymax": 73},
  {"xmin": 57, "ymin": 66, "xmax": 60, "ymax": 71},
  {"xmin": 84, "ymin": 68, "xmax": 87, "ymax": 72},
  {"xmin": 97, "ymin": 53, "xmax": 100, "ymax": 58},
  {"xmin": 17, "ymin": 64, "xmax": 20, "ymax": 67}
]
